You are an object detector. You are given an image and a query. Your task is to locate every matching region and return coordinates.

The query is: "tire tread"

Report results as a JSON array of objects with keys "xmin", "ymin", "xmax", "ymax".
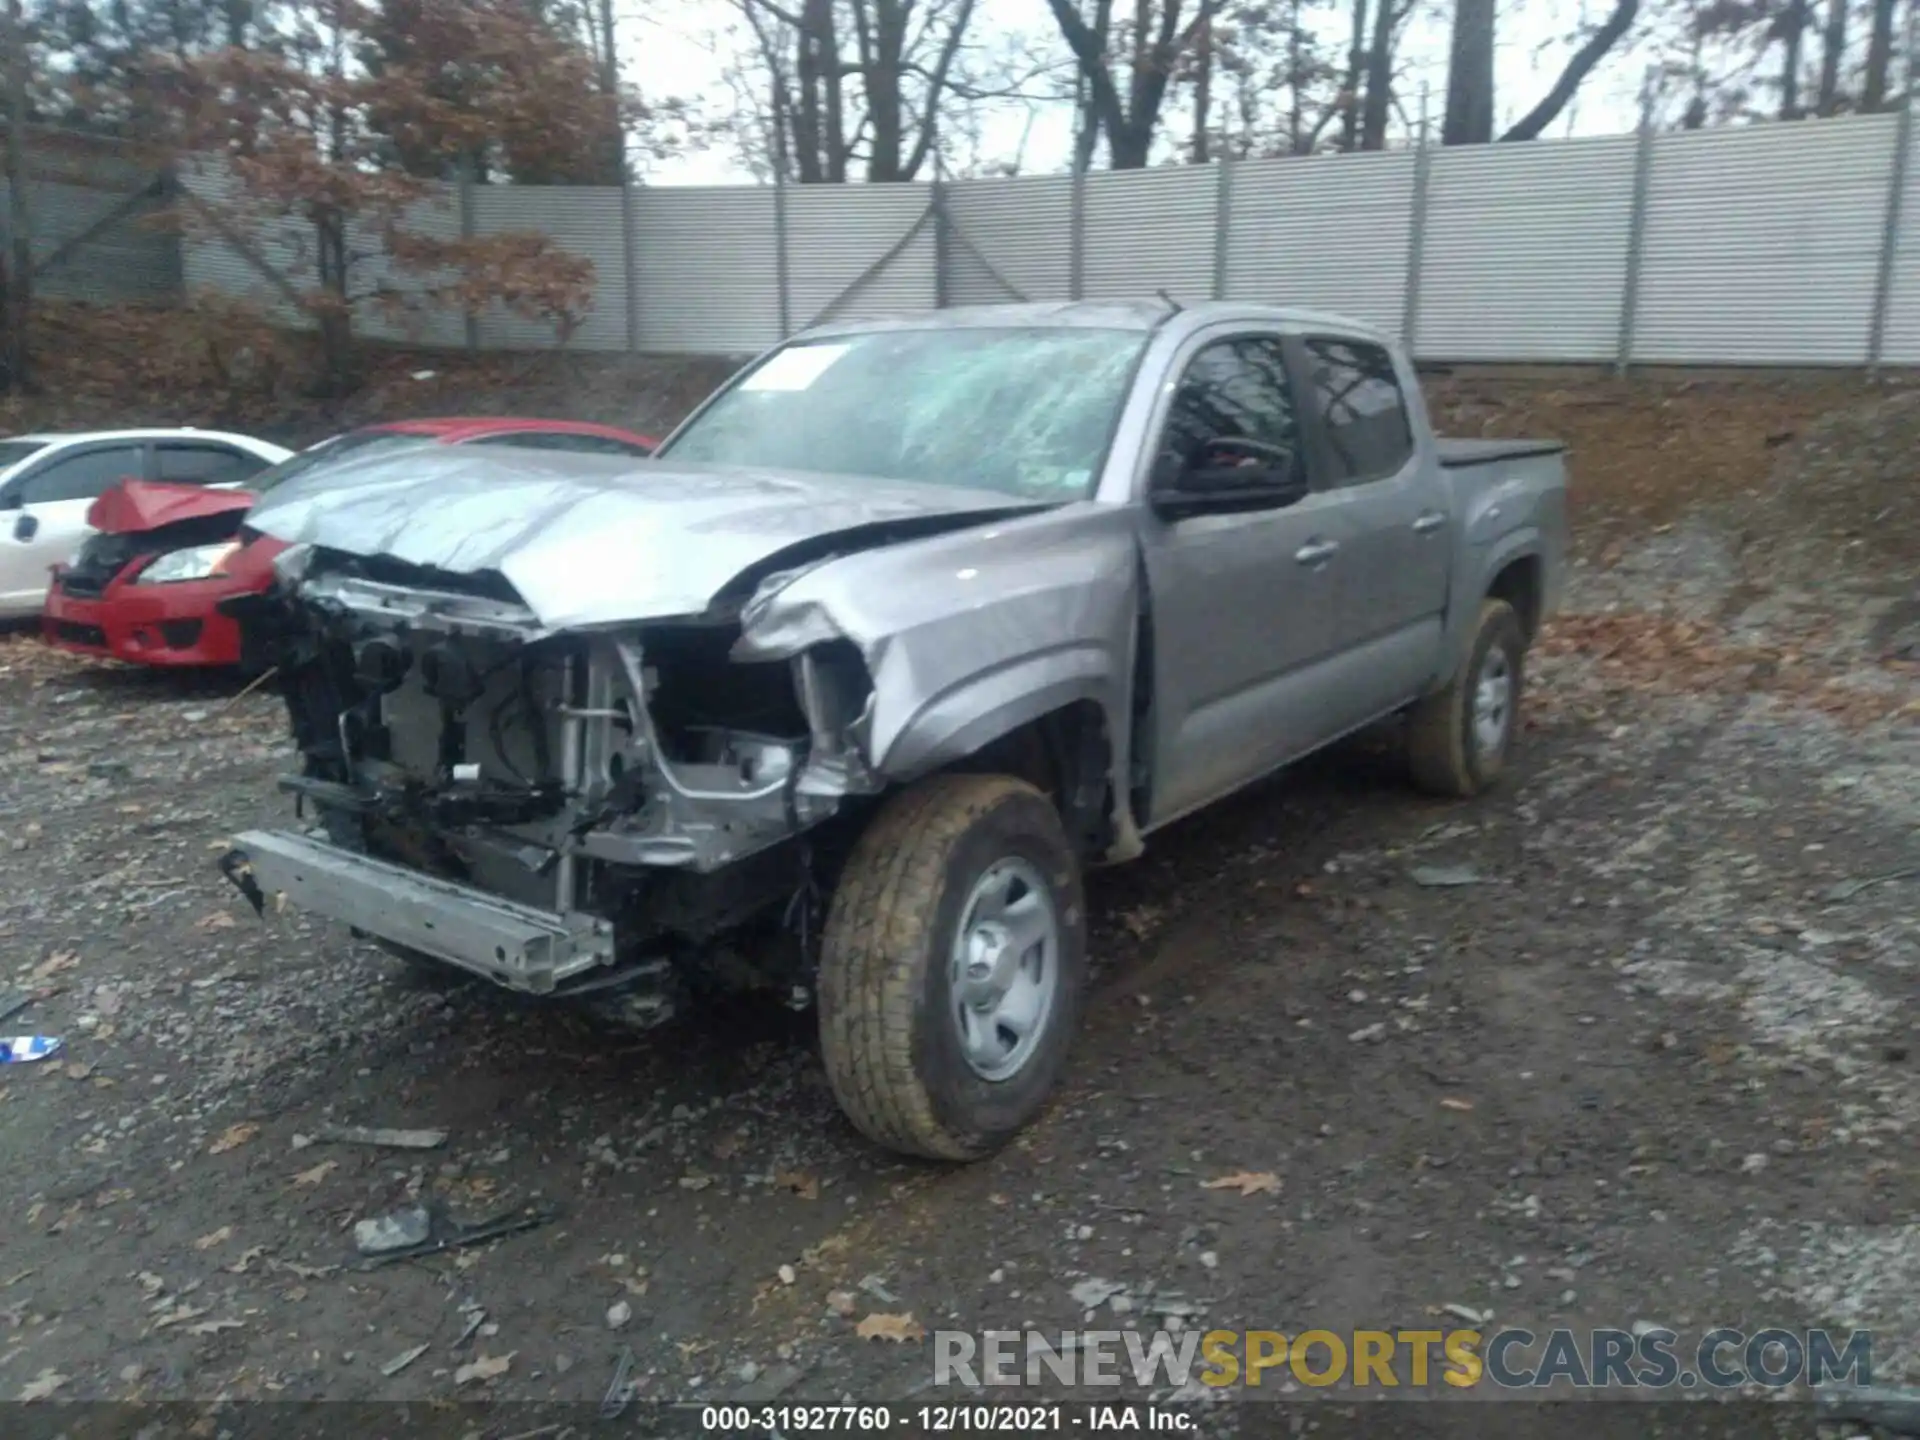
[{"xmin": 818, "ymin": 773, "xmax": 1053, "ymax": 1161}]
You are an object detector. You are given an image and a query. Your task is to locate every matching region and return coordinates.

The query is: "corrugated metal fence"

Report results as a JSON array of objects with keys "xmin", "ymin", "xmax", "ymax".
[
  {"xmin": 1, "ymin": 125, "xmax": 181, "ymax": 304},
  {"xmin": 102, "ymin": 109, "xmax": 1920, "ymax": 366}
]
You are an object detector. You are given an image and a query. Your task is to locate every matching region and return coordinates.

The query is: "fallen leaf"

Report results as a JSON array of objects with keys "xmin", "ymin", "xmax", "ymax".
[
  {"xmin": 186, "ymin": 1318, "xmax": 245, "ymax": 1336},
  {"xmin": 1439, "ymin": 1097, "xmax": 1475, "ymax": 1112},
  {"xmin": 856, "ymin": 1312, "xmax": 926, "ymax": 1343},
  {"xmin": 826, "ymin": 1290, "xmax": 858, "ymax": 1317},
  {"xmin": 135, "ymin": 1271, "xmax": 165, "ymax": 1296},
  {"xmin": 621, "ymin": 1275, "xmax": 650, "ymax": 1297},
  {"xmin": 678, "ymin": 1173, "xmax": 713, "ymax": 1191},
  {"xmin": 30, "ymin": 951, "xmax": 78, "ymax": 982},
  {"xmin": 1201, "ymin": 1171, "xmax": 1281, "ymax": 1196},
  {"xmin": 19, "ymin": 1368, "xmax": 67, "ymax": 1402},
  {"xmin": 382, "ymin": 1342, "xmax": 431, "ymax": 1377},
  {"xmin": 454, "ymin": 1352, "xmax": 514, "ymax": 1386},
  {"xmin": 291, "ymin": 1160, "xmax": 337, "ymax": 1187},
  {"xmin": 65, "ymin": 1062, "xmax": 95, "ymax": 1081},
  {"xmin": 1409, "ymin": 865, "xmax": 1483, "ymax": 889},
  {"xmin": 153, "ymin": 1303, "xmax": 210, "ymax": 1330},
  {"xmin": 711, "ymin": 1133, "xmax": 740, "ymax": 1160},
  {"xmin": 194, "ymin": 1225, "xmax": 234, "ymax": 1251},
  {"xmin": 226, "ymin": 1246, "xmax": 266, "ymax": 1274},
  {"xmin": 774, "ymin": 1169, "xmax": 821, "ymax": 1200},
  {"xmin": 270, "ymin": 1258, "xmax": 337, "ymax": 1280},
  {"xmin": 209, "ymin": 1123, "xmax": 259, "ymax": 1155}
]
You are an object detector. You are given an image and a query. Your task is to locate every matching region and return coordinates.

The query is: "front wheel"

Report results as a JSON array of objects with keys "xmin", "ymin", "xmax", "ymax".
[
  {"xmin": 1406, "ymin": 597, "xmax": 1527, "ymax": 798},
  {"xmin": 817, "ymin": 774, "xmax": 1087, "ymax": 1161}
]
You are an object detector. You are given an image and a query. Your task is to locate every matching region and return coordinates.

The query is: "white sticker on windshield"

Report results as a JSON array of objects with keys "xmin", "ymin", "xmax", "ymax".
[{"xmin": 741, "ymin": 343, "xmax": 851, "ymax": 392}]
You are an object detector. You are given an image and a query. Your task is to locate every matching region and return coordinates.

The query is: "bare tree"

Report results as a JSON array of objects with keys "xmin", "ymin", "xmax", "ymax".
[
  {"xmin": 1044, "ymin": 0, "xmax": 1222, "ymax": 168},
  {"xmin": 1500, "ymin": 0, "xmax": 1640, "ymax": 140},
  {"xmin": 1815, "ymin": 0, "xmax": 1847, "ymax": 112},
  {"xmin": 1338, "ymin": 0, "xmax": 1366, "ymax": 148},
  {"xmin": 1210, "ymin": 0, "xmax": 1339, "ymax": 157},
  {"xmin": 1357, "ymin": 0, "xmax": 1407, "ymax": 147},
  {"xmin": 1443, "ymin": 0, "xmax": 1496, "ymax": 143},
  {"xmin": 3, "ymin": 0, "xmax": 29, "ymax": 392},
  {"xmin": 1190, "ymin": 9, "xmax": 1214, "ymax": 161},
  {"xmin": 1778, "ymin": 0, "xmax": 1810, "ymax": 115},
  {"xmin": 735, "ymin": 0, "xmax": 981, "ymax": 183},
  {"xmin": 1863, "ymin": 0, "xmax": 1896, "ymax": 107}
]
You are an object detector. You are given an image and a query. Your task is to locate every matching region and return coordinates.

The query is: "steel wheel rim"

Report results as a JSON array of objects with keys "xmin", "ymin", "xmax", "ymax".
[
  {"xmin": 949, "ymin": 856, "xmax": 1059, "ymax": 1082},
  {"xmin": 1472, "ymin": 646, "xmax": 1514, "ymax": 759}
]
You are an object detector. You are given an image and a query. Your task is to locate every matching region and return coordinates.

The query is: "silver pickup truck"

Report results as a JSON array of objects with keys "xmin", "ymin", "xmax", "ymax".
[{"xmin": 225, "ymin": 300, "xmax": 1566, "ymax": 1160}]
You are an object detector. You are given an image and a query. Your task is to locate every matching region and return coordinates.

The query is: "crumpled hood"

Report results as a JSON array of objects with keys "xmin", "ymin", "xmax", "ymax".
[
  {"xmin": 244, "ymin": 446, "xmax": 1044, "ymax": 629},
  {"xmin": 88, "ymin": 479, "xmax": 255, "ymax": 534}
]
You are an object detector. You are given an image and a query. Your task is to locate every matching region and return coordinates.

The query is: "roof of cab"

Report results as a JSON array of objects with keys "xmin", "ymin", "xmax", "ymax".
[{"xmin": 802, "ymin": 299, "xmax": 1392, "ymax": 345}]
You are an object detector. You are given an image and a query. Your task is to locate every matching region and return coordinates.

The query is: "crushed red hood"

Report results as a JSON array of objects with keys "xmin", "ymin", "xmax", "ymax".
[{"xmin": 87, "ymin": 479, "xmax": 255, "ymax": 535}]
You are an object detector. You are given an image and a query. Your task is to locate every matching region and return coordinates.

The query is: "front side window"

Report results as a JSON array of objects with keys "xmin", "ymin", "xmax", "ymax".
[
  {"xmin": 1159, "ymin": 336, "xmax": 1301, "ymax": 476},
  {"xmin": 16, "ymin": 445, "xmax": 146, "ymax": 504},
  {"xmin": 661, "ymin": 326, "xmax": 1148, "ymax": 502},
  {"xmin": 1305, "ymin": 338, "xmax": 1415, "ymax": 485}
]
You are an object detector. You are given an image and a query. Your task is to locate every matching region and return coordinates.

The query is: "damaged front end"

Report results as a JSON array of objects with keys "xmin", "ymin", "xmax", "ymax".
[{"xmin": 226, "ymin": 547, "xmax": 882, "ymax": 1007}]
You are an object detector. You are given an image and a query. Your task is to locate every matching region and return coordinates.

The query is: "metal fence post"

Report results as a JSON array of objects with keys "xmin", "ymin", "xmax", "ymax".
[
  {"xmin": 1400, "ymin": 86, "xmax": 1432, "ymax": 355},
  {"xmin": 932, "ymin": 180, "xmax": 951, "ymax": 309},
  {"xmin": 619, "ymin": 171, "xmax": 641, "ymax": 353},
  {"xmin": 1069, "ymin": 165, "xmax": 1086, "ymax": 302},
  {"xmin": 773, "ymin": 171, "xmax": 792, "ymax": 339},
  {"xmin": 1615, "ymin": 69, "xmax": 1658, "ymax": 377},
  {"xmin": 1868, "ymin": 2, "xmax": 1918, "ymax": 375},
  {"xmin": 457, "ymin": 155, "xmax": 479, "ymax": 352},
  {"xmin": 1212, "ymin": 153, "xmax": 1234, "ymax": 301}
]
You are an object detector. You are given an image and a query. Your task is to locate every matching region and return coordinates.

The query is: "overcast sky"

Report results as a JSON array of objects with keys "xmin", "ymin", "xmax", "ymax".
[{"xmin": 620, "ymin": 0, "xmax": 1655, "ymax": 185}]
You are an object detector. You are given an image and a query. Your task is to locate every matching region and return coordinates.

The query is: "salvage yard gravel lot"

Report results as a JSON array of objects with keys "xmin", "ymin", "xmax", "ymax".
[{"xmin": 0, "ymin": 368, "xmax": 1915, "ymax": 1432}]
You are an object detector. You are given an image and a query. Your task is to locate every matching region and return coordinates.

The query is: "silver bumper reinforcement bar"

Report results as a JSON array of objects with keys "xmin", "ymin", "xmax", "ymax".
[{"xmin": 230, "ymin": 829, "xmax": 615, "ymax": 994}]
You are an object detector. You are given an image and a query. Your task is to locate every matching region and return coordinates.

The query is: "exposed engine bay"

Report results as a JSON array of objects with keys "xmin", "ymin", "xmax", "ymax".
[{"xmin": 227, "ymin": 551, "xmax": 884, "ymax": 1011}]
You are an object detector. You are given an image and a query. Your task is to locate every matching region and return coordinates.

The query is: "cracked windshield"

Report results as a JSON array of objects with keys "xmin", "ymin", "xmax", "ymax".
[{"xmin": 661, "ymin": 327, "xmax": 1145, "ymax": 500}]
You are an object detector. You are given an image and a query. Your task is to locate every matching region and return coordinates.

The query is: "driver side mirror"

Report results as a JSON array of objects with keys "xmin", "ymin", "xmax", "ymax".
[{"xmin": 1150, "ymin": 436, "xmax": 1310, "ymax": 521}]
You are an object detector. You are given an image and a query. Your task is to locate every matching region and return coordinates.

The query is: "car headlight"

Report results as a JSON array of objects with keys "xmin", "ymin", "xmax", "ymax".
[{"xmin": 136, "ymin": 542, "xmax": 240, "ymax": 584}]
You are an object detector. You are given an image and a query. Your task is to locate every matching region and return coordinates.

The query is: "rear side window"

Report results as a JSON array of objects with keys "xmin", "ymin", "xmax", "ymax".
[
  {"xmin": 155, "ymin": 444, "xmax": 273, "ymax": 484},
  {"xmin": 1304, "ymin": 338, "xmax": 1414, "ymax": 485},
  {"xmin": 15, "ymin": 445, "xmax": 146, "ymax": 504}
]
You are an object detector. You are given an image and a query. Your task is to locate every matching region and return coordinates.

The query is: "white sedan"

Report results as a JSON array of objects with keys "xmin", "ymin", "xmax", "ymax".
[{"xmin": 0, "ymin": 428, "xmax": 293, "ymax": 619}]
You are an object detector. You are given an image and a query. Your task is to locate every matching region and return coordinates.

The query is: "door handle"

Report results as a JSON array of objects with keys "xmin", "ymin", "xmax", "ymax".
[
  {"xmin": 1294, "ymin": 539, "xmax": 1339, "ymax": 567},
  {"xmin": 13, "ymin": 514, "xmax": 36, "ymax": 543},
  {"xmin": 1413, "ymin": 511, "xmax": 1446, "ymax": 534}
]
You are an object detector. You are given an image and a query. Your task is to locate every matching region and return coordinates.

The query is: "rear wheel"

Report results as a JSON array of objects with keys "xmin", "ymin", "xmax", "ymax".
[
  {"xmin": 817, "ymin": 774, "xmax": 1087, "ymax": 1160},
  {"xmin": 1406, "ymin": 598, "xmax": 1526, "ymax": 798}
]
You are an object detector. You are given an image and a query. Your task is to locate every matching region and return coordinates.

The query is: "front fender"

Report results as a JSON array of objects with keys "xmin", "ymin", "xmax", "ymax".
[
  {"xmin": 875, "ymin": 643, "xmax": 1119, "ymax": 779},
  {"xmin": 732, "ymin": 500, "xmax": 1143, "ymax": 815}
]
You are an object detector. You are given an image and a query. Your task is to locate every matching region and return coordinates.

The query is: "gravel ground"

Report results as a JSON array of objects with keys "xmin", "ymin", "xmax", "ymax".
[{"xmin": 0, "ymin": 377, "xmax": 1914, "ymax": 1435}]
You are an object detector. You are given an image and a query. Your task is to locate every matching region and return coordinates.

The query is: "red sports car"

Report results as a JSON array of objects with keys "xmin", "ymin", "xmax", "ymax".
[{"xmin": 43, "ymin": 417, "xmax": 658, "ymax": 669}]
